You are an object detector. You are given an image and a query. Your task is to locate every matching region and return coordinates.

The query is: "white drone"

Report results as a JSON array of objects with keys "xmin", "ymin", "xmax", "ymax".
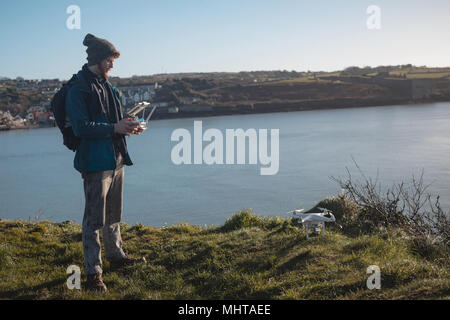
[{"xmin": 288, "ymin": 207, "xmax": 336, "ymax": 239}]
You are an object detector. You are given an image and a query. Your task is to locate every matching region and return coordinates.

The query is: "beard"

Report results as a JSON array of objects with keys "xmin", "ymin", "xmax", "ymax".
[{"xmin": 98, "ymin": 64, "xmax": 111, "ymax": 78}]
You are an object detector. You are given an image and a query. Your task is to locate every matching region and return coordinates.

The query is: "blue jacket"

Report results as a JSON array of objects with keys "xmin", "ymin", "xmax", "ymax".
[{"xmin": 65, "ymin": 68, "xmax": 132, "ymax": 173}]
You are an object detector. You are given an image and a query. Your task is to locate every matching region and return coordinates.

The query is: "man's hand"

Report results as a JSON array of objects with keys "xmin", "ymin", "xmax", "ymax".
[
  {"xmin": 132, "ymin": 119, "xmax": 149, "ymax": 135},
  {"xmin": 132, "ymin": 124, "xmax": 147, "ymax": 135},
  {"xmin": 114, "ymin": 118, "xmax": 139, "ymax": 136}
]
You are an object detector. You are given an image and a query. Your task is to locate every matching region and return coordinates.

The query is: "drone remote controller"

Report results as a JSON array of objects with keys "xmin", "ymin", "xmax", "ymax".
[{"xmin": 137, "ymin": 118, "xmax": 147, "ymax": 128}]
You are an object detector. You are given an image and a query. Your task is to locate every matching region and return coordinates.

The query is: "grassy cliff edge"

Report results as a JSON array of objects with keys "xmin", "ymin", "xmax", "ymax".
[{"xmin": 0, "ymin": 204, "xmax": 448, "ymax": 300}]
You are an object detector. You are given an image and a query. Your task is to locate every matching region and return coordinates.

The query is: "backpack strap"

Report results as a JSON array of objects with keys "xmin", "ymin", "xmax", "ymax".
[{"xmin": 72, "ymin": 72, "xmax": 93, "ymax": 121}]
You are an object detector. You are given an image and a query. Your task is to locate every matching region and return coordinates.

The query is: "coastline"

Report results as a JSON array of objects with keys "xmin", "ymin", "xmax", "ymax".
[
  {"xmin": 0, "ymin": 123, "xmax": 51, "ymax": 131},
  {"xmin": 2, "ymin": 96, "xmax": 449, "ymax": 131},
  {"xmin": 150, "ymin": 96, "xmax": 450, "ymax": 120}
]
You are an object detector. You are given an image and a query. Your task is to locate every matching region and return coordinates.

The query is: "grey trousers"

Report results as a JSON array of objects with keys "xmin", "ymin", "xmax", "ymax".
[{"xmin": 81, "ymin": 165, "xmax": 127, "ymax": 275}]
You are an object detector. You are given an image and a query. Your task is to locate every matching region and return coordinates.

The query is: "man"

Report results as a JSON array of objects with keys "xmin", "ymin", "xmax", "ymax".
[{"xmin": 65, "ymin": 33, "xmax": 146, "ymax": 292}]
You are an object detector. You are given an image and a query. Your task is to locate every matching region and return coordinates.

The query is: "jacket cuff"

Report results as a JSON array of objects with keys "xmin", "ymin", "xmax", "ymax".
[{"xmin": 109, "ymin": 123, "xmax": 115, "ymax": 135}]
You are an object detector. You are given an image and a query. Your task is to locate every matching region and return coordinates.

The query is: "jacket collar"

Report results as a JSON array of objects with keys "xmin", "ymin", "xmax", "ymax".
[{"xmin": 82, "ymin": 64, "xmax": 107, "ymax": 83}]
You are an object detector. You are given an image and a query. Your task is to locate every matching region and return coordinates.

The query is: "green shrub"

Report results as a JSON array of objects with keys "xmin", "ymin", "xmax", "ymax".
[
  {"xmin": 310, "ymin": 194, "xmax": 361, "ymax": 222},
  {"xmin": 309, "ymin": 195, "xmax": 364, "ymax": 235},
  {"xmin": 220, "ymin": 210, "xmax": 266, "ymax": 232}
]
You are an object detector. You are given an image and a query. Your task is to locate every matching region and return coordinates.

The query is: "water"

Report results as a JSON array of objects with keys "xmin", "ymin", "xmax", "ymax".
[{"xmin": 1, "ymin": 102, "xmax": 450, "ymax": 226}]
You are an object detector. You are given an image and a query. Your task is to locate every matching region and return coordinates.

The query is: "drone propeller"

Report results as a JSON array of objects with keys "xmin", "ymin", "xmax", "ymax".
[{"xmin": 287, "ymin": 208, "xmax": 304, "ymax": 215}]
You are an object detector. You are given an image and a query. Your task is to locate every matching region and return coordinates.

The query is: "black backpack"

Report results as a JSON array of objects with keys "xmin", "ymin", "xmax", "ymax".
[{"xmin": 51, "ymin": 74, "xmax": 91, "ymax": 151}]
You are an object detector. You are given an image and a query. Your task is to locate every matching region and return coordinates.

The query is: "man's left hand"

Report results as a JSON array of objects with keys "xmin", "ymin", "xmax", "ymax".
[{"xmin": 132, "ymin": 125, "xmax": 146, "ymax": 135}]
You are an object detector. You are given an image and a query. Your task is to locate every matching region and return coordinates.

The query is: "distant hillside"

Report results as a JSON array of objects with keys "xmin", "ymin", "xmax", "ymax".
[
  {"xmin": 0, "ymin": 87, "xmax": 48, "ymax": 116},
  {"xmin": 1, "ymin": 65, "xmax": 450, "ymax": 118}
]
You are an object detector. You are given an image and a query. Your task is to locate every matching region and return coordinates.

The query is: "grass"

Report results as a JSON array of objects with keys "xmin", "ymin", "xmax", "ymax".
[
  {"xmin": 0, "ymin": 209, "xmax": 448, "ymax": 300},
  {"xmin": 389, "ymin": 69, "xmax": 450, "ymax": 79}
]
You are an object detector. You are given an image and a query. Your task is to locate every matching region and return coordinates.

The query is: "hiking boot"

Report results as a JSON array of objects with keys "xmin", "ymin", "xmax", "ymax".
[
  {"xmin": 109, "ymin": 254, "xmax": 146, "ymax": 270},
  {"xmin": 85, "ymin": 272, "xmax": 107, "ymax": 292}
]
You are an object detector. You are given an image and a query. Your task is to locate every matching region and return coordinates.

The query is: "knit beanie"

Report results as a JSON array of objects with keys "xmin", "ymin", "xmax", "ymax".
[{"xmin": 83, "ymin": 33, "xmax": 120, "ymax": 66}]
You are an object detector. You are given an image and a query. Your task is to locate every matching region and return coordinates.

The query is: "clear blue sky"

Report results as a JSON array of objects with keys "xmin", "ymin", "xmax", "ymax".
[{"xmin": 1, "ymin": 0, "xmax": 449, "ymax": 80}]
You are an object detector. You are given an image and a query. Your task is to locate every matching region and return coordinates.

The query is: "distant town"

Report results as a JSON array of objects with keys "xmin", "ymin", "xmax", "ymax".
[{"xmin": 1, "ymin": 65, "xmax": 450, "ymax": 130}]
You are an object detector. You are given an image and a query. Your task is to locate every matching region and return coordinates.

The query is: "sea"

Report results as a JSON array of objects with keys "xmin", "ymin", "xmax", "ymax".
[{"xmin": 1, "ymin": 102, "xmax": 449, "ymax": 227}]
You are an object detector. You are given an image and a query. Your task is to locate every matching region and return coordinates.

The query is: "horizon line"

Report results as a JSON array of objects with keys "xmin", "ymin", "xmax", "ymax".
[{"xmin": 3, "ymin": 64, "xmax": 450, "ymax": 81}]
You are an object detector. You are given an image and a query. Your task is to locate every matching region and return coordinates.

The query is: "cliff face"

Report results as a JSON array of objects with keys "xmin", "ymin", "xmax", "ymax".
[
  {"xmin": 2, "ymin": 68, "xmax": 450, "ymax": 121},
  {"xmin": 151, "ymin": 78, "xmax": 450, "ymax": 120},
  {"xmin": 208, "ymin": 81, "xmax": 389, "ymax": 103}
]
